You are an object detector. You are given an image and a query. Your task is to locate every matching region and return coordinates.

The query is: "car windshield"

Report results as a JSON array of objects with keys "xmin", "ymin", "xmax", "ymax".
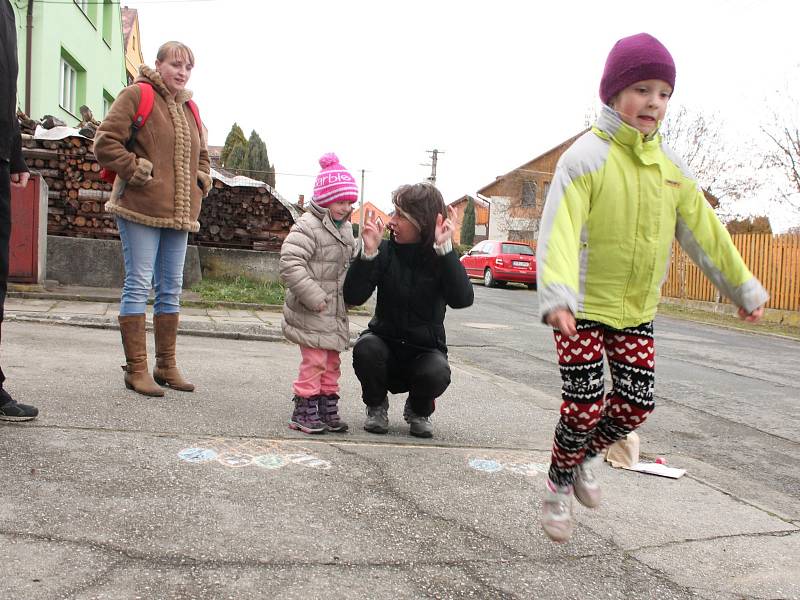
[{"xmin": 501, "ymin": 244, "xmax": 534, "ymax": 256}]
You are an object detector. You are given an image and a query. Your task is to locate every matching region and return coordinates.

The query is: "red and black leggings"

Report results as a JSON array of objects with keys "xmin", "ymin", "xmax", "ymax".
[{"xmin": 549, "ymin": 319, "xmax": 655, "ymax": 487}]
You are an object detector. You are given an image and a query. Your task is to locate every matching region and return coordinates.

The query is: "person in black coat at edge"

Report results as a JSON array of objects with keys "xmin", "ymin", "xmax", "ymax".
[
  {"xmin": 343, "ymin": 182, "xmax": 473, "ymax": 438},
  {"xmin": 0, "ymin": 0, "xmax": 38, "ymax": 421}
]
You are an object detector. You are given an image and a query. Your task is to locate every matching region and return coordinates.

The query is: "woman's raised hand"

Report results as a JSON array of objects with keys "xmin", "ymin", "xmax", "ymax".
[
  {"xmin": 361, "ymin": 211, "xmax": 385, "ymax": 255},
  {"xmin": 434, "ymin": 205, "xmax": 457, "ymax": 246}
]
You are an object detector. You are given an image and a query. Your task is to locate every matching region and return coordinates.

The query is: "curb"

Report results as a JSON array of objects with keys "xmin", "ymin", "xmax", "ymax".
[
  {"xmin": 6, "ymin": 312, "xmax": 362, "ymax": 345},
  {"xmin": 6, "ymin": 290, "xmax": 372, "ymax": 317}
]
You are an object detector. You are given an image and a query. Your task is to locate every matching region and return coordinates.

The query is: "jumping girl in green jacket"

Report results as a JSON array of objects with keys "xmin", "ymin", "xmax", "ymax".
[{"xmin": 537, "ymin": 33, "xmax": 769, "ymax": 543}]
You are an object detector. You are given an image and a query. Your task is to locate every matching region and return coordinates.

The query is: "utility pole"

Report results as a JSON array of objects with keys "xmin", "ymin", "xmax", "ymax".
[{"xmin": 424, "ymin": 149, "xmax": 444, "ymax": 186}]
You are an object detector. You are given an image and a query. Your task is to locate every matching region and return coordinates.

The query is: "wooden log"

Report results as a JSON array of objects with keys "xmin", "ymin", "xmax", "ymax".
[
  {"xmin": 77, "ymin": 189, "xmax": 111, "ymax": 201},
  {"xmin": 22, "ymin": 147, "xmax": 59, "ymax": 160}
]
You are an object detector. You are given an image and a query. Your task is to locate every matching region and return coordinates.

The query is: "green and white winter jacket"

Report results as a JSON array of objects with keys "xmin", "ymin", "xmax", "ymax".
[{"xmin": 537, "ymin": 105, "xmax": 768, "ymax": 329}]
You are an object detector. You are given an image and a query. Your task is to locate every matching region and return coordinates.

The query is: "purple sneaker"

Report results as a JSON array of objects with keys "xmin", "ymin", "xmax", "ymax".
[
  {"xmin": 288, "ymin": 395, "xmax": 326, "ymax": 434},
  {"xmin": 318, "ymin": 394, "xmax": 348, "ymax": 432}
]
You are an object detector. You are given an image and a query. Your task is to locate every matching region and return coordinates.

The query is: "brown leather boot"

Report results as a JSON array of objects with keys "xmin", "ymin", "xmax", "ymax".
[
  {"xmin": 152, "ymin": 313, "xmax": 195, "ymax": 392},
  {"xmin": 118, "ymin": 314, "xmax": 164, "ymax": 397}
]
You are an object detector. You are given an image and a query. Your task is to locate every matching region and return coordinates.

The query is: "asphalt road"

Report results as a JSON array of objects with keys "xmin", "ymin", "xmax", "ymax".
[
  {"xmin": 0, "ymin": 286, "xmax": 798, "ymax": 599},
  {"xmin": 447, "ymin": 281, "xmax": 800, "ymax": 517}
]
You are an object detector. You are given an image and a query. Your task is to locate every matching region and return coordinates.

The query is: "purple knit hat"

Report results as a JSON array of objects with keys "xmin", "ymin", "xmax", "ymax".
[
  {"xmin": 312, "ymin": 153, "xmax": 359, "ymax": 207},
  {"xmin": 599, "ymin": 33, "xmax": 676, "ymax": 105}
]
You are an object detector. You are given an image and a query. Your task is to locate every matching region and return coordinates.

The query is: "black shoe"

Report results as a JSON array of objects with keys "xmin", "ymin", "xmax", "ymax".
[{"xmin": 0, "ymin": 388, "xmax": 39, "ymax": 422}]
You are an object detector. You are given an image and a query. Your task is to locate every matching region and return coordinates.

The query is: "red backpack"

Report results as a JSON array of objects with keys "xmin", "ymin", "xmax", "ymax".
[{"xmin": 99, "ymin": 82, "xmax": 202, "ymax": 184}]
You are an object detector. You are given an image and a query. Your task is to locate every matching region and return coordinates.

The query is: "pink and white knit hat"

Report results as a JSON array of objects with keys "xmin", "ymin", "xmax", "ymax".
[{"xmin": 312, "ymin": 153, "xmax": 359, "ymax": 207}]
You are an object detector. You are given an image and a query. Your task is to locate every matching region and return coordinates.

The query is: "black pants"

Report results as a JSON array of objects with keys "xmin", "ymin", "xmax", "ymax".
[
  {"xmin": 352, "ymin": 332, "xmax": 451, "ymax": 417},
  {"xmin": 0, "ymin": 162, "xmax": 11, "ymax": 387}
]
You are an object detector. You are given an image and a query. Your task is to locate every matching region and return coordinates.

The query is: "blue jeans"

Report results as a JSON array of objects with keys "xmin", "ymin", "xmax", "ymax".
[{"xmin": 116, "ymin": 217, "xmax": 188, "ymax": 316}]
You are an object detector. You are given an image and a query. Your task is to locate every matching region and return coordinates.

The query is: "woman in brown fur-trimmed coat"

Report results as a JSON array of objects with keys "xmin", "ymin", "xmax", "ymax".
[{"xmin": 94, "ymin": 41, "xmax": 211, "ymax": 398}]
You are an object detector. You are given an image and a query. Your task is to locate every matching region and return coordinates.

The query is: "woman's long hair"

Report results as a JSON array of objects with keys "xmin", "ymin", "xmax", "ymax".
[{"xmin": 391, "ymin": 182, "xmax": 447, "ymax": 250}]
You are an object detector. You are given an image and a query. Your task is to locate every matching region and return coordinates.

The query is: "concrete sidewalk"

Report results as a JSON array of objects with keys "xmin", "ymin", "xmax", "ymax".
[{"xmin": 5, "ymin": 285, "xmax": 372, "ymax": 342}]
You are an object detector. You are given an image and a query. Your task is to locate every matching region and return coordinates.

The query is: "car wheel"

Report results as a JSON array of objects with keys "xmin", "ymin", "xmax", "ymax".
[
  {"xmin": 527, "ymin": 282, "xmax": 537, "ymax": 290},
  {"xmin": 484, "ymin": 268, "xmax": 495, "ymax": 288}
]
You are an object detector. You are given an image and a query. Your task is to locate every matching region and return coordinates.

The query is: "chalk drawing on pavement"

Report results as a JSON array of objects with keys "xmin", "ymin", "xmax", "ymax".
[
  {"xmin": 469, "ymin": 458, "xmax": 504, "ymax": 473},
  {"xmin": 178, "ymin": 438, "xmax": 331, "ymax": 471},
  {"xmin": 217, "ymin": 453, "xmax": 254, "ymax": 468},
  {"xmin": 253, "ymin": 454, "xmax": 287, "ymax": 470},
  {"xmin": 468, "ymin": 451, "xmax": 549, "ymax": 477},
  {"xmin": 178, "ymin": 448, "xmax": 218, "ymax": 463}
]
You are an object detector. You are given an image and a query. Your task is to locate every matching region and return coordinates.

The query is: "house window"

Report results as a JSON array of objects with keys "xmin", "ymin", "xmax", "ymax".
[
  {"xmin": 521, "ymin": 180, "xmax": 537, "ymax": 207},
  {"xmin": 102, "ymin": 90, "xmax": 114, "ymax": 118},
  {"xmin": 543, "ymin": 181, "xmax": 551, "ymax": 201},
  {"xmin": 60, "ymin": 59, "xmax": 78, "ymax": 115},
  {"xmin": 75, "ymin": 0, "xmax": 97, "ymax": 25},
  {"xmin": 102, "ymin": 0, "xmax": 113, "ymax": 44}
]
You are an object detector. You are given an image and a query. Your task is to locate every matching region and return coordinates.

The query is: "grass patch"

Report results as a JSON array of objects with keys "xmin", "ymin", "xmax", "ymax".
[
  {"xmin": 658, "ymin": 302, "xmax": 800, "ymax": 340},
  {"xmin": 191, "ymin": 276, "xmax": 285, "ymax": 306}
]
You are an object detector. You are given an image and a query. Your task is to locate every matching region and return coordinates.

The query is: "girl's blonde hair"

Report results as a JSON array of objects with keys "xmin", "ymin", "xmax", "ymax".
[{"xmin": 156, "ymin": 41, "xmax": 195, "ymax": 67}]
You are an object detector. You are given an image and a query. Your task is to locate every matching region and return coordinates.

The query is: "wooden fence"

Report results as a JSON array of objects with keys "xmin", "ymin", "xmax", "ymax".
[
  {"xmin": 662, "ymin": 233, "xmax": 800, "ymax": 312},
  {"xmin": 517, "ymin": 234, "xmax": 800, "ymax": 312}
]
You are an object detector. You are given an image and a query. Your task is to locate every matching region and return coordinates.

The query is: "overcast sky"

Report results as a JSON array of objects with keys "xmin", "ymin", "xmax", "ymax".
[{"xmin": 125, "ymin": 0, "xmax": 799, "ymax": 230}]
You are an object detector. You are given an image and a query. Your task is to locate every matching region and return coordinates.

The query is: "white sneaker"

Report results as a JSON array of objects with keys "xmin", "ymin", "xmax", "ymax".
[
  {"xmin": 573, "ymin": 456, "xmax": 602, "ymax": 508},
  {"xmin": 541, "ymin": 479, "xmax": 574, "ymax": 542}
]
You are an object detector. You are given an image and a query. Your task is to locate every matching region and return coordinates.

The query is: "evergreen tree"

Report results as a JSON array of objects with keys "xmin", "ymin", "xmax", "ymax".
[
  {"xmin": 244, "ymin": 130, "xmax": 271, "ymax": 181},
  {"xmin": 226, "ymin": 144, "xmax": 246, "ymax": 174},
  {"xmin": 460, "ymin": 197, "xmax": 476, "ymax": 246},
  {"xmin": 220, "ymin": 123, "xmax": 247, "ymax": 168}
]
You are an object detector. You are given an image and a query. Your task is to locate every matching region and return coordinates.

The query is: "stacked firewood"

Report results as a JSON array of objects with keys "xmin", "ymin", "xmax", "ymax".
[
  {"xmin": 191, "ymin": 179, "xmax": 294, "ymax": 251},
  {"xmin": 20, "ymin": 132, "xmax": 294, "ymax": 250},
  {"xmin": 21, "ymin": 134, "xmax": 118, "ymax": 239}
]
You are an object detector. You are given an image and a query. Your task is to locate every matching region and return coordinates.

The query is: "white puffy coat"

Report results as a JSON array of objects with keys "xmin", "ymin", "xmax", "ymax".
[{"xmin": 280, "ymin": 202, "xmax": 357, "ymax": 351}]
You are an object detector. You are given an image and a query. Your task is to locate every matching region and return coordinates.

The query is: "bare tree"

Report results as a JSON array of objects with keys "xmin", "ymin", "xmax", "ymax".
[
  {"xmin": 488, "ymin": 195, "xmax": 539, "ymax": 242},
  {"xmin": 761, "ymin": 71, "xmax": 800, "ymax": 214},
  {"xmin": 661, "ymin": 105, "xmax": 760, "ymax": 219}
]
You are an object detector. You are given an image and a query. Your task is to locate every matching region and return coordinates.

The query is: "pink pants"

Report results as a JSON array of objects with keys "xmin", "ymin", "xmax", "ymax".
[{"xmin": 293, "ymin": 347, "xmax": 342, "ymax": 398}]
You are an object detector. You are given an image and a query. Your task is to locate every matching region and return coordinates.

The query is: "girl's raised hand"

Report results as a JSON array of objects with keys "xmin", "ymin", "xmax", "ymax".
[
  {"xmin": 434, "ymin": 205, "xmax": 457, "ymax": 246},
  {"xmin": 738, "ymin": 305, "xmax": 764, "ymax": 323},
  {"xmin": 361, "ymin": 211, "xmax": 385, "ymax": 255},
  {"xmin": 546, "ymin": 308, "xmax": 577, "ymax": 336}
]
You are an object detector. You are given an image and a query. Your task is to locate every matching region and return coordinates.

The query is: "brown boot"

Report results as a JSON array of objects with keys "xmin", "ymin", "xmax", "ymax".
[
  {"xmin": 152, "ymin": 313, "xmax": 195, "ymax": 392},
  {"xmin": 118, "ymin": 314, "xmax": 164, "ymax": 397}
]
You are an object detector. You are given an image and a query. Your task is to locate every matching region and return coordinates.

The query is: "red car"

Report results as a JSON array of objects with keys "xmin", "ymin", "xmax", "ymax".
[{"xmin": 460, "ymin": 240, "xmax": 537, "ymax": 289}]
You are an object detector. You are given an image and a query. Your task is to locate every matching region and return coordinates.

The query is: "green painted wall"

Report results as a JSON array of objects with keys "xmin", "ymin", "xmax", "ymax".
[{"xmin": 13, "ymin": 0, "xmax": 127, "ymax": 124}]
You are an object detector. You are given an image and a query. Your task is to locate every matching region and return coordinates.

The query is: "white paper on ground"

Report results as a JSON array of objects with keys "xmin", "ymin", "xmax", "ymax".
[{"xmin": 624, "ymin": 461, "xmax": 686, "ymax": 479}]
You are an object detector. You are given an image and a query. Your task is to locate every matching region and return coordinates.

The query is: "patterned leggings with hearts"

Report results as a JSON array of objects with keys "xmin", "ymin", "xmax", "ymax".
[{"xmin": 549, "ymin": 319, "xmax": 655, "ymax": 486}]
